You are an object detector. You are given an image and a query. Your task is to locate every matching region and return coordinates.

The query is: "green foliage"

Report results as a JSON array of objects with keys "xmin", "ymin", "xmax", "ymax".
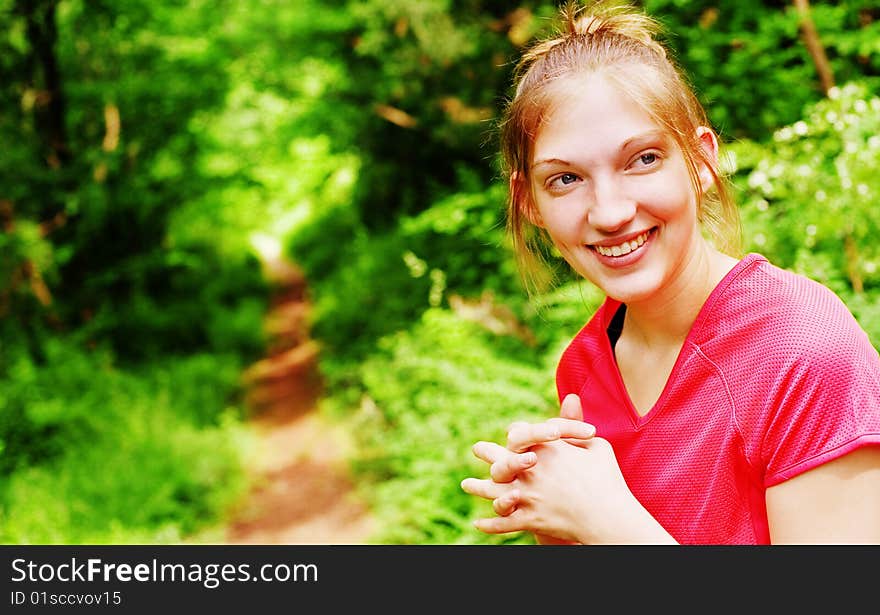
[
  {"xmin": 0, "ymin": 339, "xmax": 249, "ymax": 543},
  {"xmin": 304, "ymin": 0, "xmax": 541, "ymax": 227},
  {"xmin": 289, "ymin": 181, "xmax": 525, "ymax": 366},
  {"xmin": 0, "ymin": 0, "xmax": 274, "ymax": 363},
  {"xmin": 0, "ymin": 0, "xmax": 269, "ymax": 543},
  {"xmin": 5, "ymin": 0, "xmax": 880, "ymax": 546},
  {"xmin": 645, "ymin": 0, "xmax": 880, "ymax": 140},
  {"xmin": 69, "ymin": 248, "xmax": 269, "ymax": 362},
  {"xmin": 347, "ymin": 308, "xmax": 555, "ymax": 544},
  {"xmin": 398, "ymin": 181, "xmax": 518, "ymax": 294},
  {"xmin": 523, "ymin": 279, "xmax": 606, "ymax": 352},
  {"xmin": 729, "ymin": 81, "xmax": 880, "ymax": 296}
]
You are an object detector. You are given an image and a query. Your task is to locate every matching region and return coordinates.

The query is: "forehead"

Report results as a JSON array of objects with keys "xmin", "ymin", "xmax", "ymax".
[{"xmin": 532, "ymin": 73, "xmax": 665, "ymax": 162}]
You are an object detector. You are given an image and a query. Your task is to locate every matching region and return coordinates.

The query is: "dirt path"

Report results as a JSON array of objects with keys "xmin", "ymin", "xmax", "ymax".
[{"xmin": 222, "ymin": 243, "xmax": 376, "ymax": 545}]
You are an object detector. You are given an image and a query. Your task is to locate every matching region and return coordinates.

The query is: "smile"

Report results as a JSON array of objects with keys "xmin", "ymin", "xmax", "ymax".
[{"xmin": 591, "ymin": 230, "xmax": 651, "ymax": 257}]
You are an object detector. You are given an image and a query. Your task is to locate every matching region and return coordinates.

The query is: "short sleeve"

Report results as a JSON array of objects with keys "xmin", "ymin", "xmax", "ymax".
[{"xmin": 759, "ymin": 319, "xmax": 880, "ymax": 487}]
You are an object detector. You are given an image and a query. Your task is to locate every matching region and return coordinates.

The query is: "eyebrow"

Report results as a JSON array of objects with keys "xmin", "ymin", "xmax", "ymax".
[{"xmin": 531, "ymin": 129, "xmax": 668, "ymax": 170}]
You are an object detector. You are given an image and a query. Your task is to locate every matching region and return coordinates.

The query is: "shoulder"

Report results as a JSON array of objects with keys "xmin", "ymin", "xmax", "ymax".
[
  {"xmin": 700, "ymin": 253, "xmax": 876, "ymax": 363},
  {"xmin": 705, "ymin": 256, "xmax": 880, "ymax": 482},
  {"xmin": 701, "ymin": 253, "xmax": 880, "ymax": 401}
]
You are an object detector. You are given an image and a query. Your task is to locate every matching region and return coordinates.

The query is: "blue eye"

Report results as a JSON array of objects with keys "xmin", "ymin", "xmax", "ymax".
[
  {"xmin": 639, "ymin": 153, "xmax": 657, "ymax": 165},
  {"xmin": 559, "ymin": 173, "xmax": 578, "ymax": 185}
]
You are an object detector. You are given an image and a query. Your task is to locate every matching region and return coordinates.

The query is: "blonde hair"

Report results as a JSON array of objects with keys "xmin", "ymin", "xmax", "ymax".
[{"xmin": 500, "ymin": 0, "xmax": 742, "ymax": 294}]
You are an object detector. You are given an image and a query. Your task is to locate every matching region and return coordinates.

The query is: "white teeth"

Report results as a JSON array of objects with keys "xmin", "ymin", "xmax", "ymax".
[{"xmin": 594, "ymin": 231, "xmax": 649, "ymax": 257}]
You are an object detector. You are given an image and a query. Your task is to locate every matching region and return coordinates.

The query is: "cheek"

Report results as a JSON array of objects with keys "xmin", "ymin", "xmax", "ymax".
[
  {"xmin": 628, "ymin": 174, "xmax": 696, "ymax": 220},
  {"xmin": 539, "ymin": 205, "xmax": 585, "ymax": 243},
  {"xmin": 534, "ymin": 188, "xmax": 587, "ymax": 227}
]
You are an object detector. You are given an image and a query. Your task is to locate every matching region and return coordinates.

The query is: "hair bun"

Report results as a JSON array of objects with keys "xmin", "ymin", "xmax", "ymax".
[{"xmin": 562, "ymin": 1, "xmax": 666, "ymax": 57}]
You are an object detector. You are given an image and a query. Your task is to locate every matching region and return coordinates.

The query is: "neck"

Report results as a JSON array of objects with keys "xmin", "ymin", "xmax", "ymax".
[{"xmin": 623, "ymin": 242, "xmax": 737, "ymax": 348}]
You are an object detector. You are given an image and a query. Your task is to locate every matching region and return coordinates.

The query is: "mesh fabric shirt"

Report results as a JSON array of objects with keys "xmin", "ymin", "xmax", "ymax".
[{"xmin": 556, "ymin": 253, "xmax": 880, "ymax": 544}]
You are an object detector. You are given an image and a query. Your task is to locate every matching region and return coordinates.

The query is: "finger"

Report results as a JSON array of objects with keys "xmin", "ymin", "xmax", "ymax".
[
  {"xmin": 556, "ymin": 395, "xmax": 595, "ymax": 448},
  {"xmin": 506, "ymin": 422, "xmax": 563, "ymax": 453},
  {"xmin": 507, "ymin": 420, "xmax": 595, "ymax": 452},
  {"xmin": 559, "ymin": 393, "xmax": 583, "ymax": 420},
  {"xmin": 505, "ymin": 420, "xmax": 531, "ymax": 439},
  {"xmin": 460, "ymin": 477, "xmax": 506, "ymax": 501},
  {"xmin": 490, "ymin": 451, "xmax": 537, "ymax": 483},
  {"xmin": 492, "ymin": 489, "xmax": 521, "ymax": 516},
  {"xmin": 473, "ymin": 513, "xmax": 529, "ymax": 535},
  {"xmin": 545, "ymin": 417, "xmax": 596, "ymax": 440},
  {"xmin": 471, "ymin": 440, "xmax": 511, "ymax": 464}
]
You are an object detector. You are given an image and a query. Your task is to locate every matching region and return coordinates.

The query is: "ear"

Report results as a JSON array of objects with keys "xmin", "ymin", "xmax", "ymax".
[
  {"xmin": 695, "ymin": 126, "xmax": 719, "ymax": 193},
  {"xmin": 510, "ymin": 171, "xmax": 544, "ymax": 227}
]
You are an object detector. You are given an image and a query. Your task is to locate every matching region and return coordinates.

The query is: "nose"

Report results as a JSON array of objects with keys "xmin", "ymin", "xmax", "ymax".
[{"xmin": 587, "ymin": 176, "xmax": 637, "ymax": 232}]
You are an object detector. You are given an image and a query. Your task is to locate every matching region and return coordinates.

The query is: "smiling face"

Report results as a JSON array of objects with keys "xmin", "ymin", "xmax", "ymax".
[{"xmin": 526, "ymin": 73, "xmax": 716, "ymax": 306}]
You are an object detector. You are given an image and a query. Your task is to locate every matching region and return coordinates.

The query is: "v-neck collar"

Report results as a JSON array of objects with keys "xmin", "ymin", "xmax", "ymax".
[{"xmin": 599, "ymin": 253, "xmax": 766, "ymax": 428}]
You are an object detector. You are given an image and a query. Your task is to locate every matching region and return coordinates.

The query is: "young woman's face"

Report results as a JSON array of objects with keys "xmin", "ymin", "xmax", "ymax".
[{"xmin": 527, "ymin": 74, "xmax": 712, "ymax": 306}]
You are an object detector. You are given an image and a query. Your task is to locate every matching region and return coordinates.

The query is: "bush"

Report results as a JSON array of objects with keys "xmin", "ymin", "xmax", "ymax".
[
  {"xmin": 66, "ymin": 247, "xmax": 269, "ymax": 363},
  {"xmin": 289, "ymin": 182, "xmax": 529, "ymax": 366},
  {"xmin": 0, "ymin": 339, "xmax": 250, "ymax": 543},
  {"xmin": 342, "ymin": 308, "xmax": 557, "ymax": 544},
  {"xmin": 730, "ymin": 81, "xmax": 880, "ymax": 302}
]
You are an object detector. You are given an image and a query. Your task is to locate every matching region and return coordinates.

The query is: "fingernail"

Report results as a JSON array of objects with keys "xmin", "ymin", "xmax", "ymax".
[{"xmin": 522, "ymin": 452, "xmax": 537, "ymax": 465}]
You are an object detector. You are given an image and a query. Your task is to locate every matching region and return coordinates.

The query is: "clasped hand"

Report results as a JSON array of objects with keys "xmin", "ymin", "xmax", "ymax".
[{"xmin": 460, "ymin": 393, "xmax": 642, "ymax": 544}]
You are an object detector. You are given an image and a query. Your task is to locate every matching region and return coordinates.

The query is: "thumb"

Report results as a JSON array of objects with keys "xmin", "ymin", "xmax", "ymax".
[{"xmin": 559, "ymin": 393, "xmax": 583, "ymax": 421}]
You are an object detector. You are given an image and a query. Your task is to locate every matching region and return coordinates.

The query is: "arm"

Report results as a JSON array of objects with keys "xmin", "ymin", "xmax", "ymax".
[{"xmin": 766, "ymin": 446, "xmax": 880, "ymax": 544}]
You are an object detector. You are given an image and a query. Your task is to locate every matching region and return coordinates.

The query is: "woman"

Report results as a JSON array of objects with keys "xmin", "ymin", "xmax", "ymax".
[{"xmin": 460, "ymin": 0, "xmax": 880, "ymax": 544}]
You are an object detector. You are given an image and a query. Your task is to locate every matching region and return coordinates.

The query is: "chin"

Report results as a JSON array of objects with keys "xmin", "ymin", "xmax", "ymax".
[
  {"xmin": 585, "ymin": 269, "xmax": 664, "ymax": 305},
  {"xmin": 604, "ymin": 287, "xmax": 659, "ymax": 305},
  {"xmin": 588, "ymin": 283, "xmax": 654, "ymax": 305}
]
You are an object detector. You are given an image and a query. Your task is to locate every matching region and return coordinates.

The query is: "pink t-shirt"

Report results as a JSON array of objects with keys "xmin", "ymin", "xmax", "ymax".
[{"xmin": 556, "ymin": 253, "xmax": 880, "ymax": 544}]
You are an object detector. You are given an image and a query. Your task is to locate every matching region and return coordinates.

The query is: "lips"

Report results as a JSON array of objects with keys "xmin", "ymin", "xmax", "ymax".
[{"xmin": 590, "ymin": 229, "xmax": 653, "ymax": 257}]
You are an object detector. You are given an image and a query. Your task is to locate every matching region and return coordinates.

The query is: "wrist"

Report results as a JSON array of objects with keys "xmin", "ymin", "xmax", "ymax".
[{"xmin": 576, "ymin": 494, "xmax": 678, "ymax": 545}]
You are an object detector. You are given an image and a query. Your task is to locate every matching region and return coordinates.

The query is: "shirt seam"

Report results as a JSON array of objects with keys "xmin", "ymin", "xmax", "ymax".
[
  {"xmin": 691, "ymin": 343, "xmax": 763, "ymax": 544},
  {"xmin": 765, "ymin": 433, "xmax": 880, "ymax": 487},
  {"xmin": 690, "ymin": 343, "xmax": 756, "ymax": 473}
]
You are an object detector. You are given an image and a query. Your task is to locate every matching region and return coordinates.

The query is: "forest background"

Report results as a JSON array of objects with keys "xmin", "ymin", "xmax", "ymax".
[{"xmin": 2, "ymin": 0, "xmax": 880, "ymax": 545}]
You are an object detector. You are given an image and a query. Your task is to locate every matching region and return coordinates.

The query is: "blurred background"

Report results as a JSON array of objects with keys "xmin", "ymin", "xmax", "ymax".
[{"xmin": 2, "ymin": 0, "xmax": 880, "ymax": 545}]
